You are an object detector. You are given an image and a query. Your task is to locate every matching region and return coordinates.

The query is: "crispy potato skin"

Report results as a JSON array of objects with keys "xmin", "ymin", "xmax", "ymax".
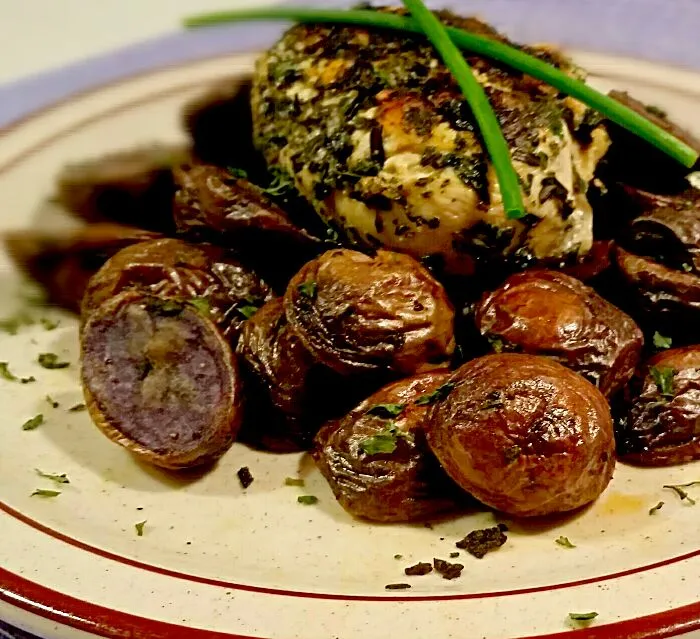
[
  {"xmin": 426, "ymin": 353, "xmax": 615, "ymax": 517},
  {"xmin": 284, "ymin": 248, "xmax": 455, "ymax": 376},
  {"xmin": 81, "ymin": 291, "xmax": 242, "ymax": 469},
  {"xmin": 476, "ymin": 270, "xmax": 643, "ymax": 397},
  {"xmin": 313, "ymin": 371, "xmax": 461, "ymax": 522},
  {"xmin": 618, "ymin": 346, "xmax": 700, "ymax": 466},
  {"xmin": 4, "ymin": 224, "xmax": 162, "ymax": 314},
  {"xmin": 82, "ymin": 238, "xmax": 272, "ymax": 340}
]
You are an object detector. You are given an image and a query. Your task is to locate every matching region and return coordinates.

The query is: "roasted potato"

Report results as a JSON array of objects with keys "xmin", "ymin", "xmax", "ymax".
[
  {"xmin": 623, "ymin": 187, "xmax": 700, "ymax": 274},
  {"xmin": 82, "ymin": 238, "xmax": 273, "ymax": 340},
  {"xmin": 81, "ymin": 291, "xmax": 242, "ymax": 469},
  {"xmin": 615, "ymin": 246, "xmax": 700, "ymax": 337},
  {"xmin": 313, "ymin": 370, "xmax": 462, "ymax": 522},
  {"xmin": 173, "ymin": 162, "xmax": 321, "ymax": 288},
  {"xmin": 56, "ymin": 144, "xmax": 187, "ymax": 231},
  {"xmin": 4, "ymin": 224, "xmax": 162, "ymax": 313},
  {"xmin": 617, "ymin": 346, "xmax": 700, "ymax": 466},
  {"xmin": 284, "ymin": 248, "xmax": 455, "ymax": 376},
  {"xmin": 476, "ymin": 270, "xmax": 643, "ymax": 397},
  {"xmin": 236, "ymin": 298, "xmax": 317, "ymax": 451},
  {"xmin": 605, "ymin": 91, "xmax": 700, "ymax": 193},
  {"xmin": 426, "ymin": 353, "xmax": 615, "ymax": 517}
]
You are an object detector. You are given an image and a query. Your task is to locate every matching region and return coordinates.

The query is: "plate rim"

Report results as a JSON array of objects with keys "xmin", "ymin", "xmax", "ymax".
[{"xmin": 2, "ymin": 18, "xmax": 700, "ymax": 639}]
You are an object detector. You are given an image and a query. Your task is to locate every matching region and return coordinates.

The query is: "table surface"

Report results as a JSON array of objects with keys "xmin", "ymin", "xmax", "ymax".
[{"xmin": 0, "ymin": 0, "xmax": 278, "ymax": 85}]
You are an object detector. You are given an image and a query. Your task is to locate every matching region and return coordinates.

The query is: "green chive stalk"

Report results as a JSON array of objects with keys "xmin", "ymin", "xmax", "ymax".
[
  {"xmin": 400, "ymin": 0, "xmax": 524, "ymax": 218},
  {"xmin": 185, "ymin": 7, "xmax": 698, "ymax": 168}
]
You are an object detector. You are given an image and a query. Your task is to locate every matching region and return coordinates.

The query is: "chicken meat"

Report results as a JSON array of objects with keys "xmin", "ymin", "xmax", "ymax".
[{"xmin": 251, "ymin": 9, "xmax": 610, "ymax": 274}]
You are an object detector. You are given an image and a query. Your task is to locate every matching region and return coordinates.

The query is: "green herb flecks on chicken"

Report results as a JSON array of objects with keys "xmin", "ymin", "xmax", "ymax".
[{"xmin": 251, "ymin": 9, "xmax": 610, "ymax": 274}]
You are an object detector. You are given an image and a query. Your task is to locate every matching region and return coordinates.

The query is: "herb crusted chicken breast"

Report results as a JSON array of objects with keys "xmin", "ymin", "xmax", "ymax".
[{"xmin": 251, "ymin": 10, "xmax": 610, "ymax": 273}]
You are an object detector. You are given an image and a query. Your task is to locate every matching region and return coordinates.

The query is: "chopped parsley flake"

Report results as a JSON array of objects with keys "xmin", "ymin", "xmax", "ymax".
[
  {"xmin": 31, "ymin": 489, "xmax": 60, "ymax": 498},
  {"xmin": 40, "ymin": 318, "xmax": 60, "ymax": 331},
  {"xmin": 263, "ymin": 167, "xmax": 296, "ymax": 198},
  {"xmin": 21, "ymin": 376, "xmax": 35, "ymax": 384},
  {"xmin": 488, "ymin": 336, "xmax": 505, "ymax": 353},
  {"xmin": 393, "ymin": 554, "xmax": 403, "ymax": 560},
  {"xmin": 359, "ymin": 422, "xmax": 409, "ymax": 455},
  {"xmin": 650, "ymin": 366, "xmax": 675, "ymax": 398},
  {"xmin": 227, "ymin": 167, "xmax": 248, "ymax": 179},
  {"xmin": 22, "ymin": 414, "xmax": 44, "ymax": 431},
  {"xmin": 569, "ymin": 612, "xmax": 598, "ymax": 622},
  {"xmin": 45, "ymin": 395, "xmax": 59, "ymax": 409},
  {"xmin": 414, "ymin": 382, "xmax": 455, "ymax": 406},
  {"xmin": 652, "ymin": 332, "xmax": 672, "ymax": 350},
  {"xmin": 297, "ymin": 281, "xmax": 317, "ymax": 298},
  {"xmin": 135, "ymin": 521, "xmax": 147, "ymax": 536},
  {"xmin": 664, "ymin": 481, "xmax": 700, "ymax": 505},
  {"xmin": 237, "ymin": 305, "xmax": 260, "ymax": 319},
  {"xmin": 69, "ymin": 403, "xmax": 86, "ymax": 412},
  {"xmin": 297, "ymin": 495, "xmax": 318, "ymax": 505},
  {"xmin": 0, "ymin": 312, "xmax": 34, "ymax": 335},
  {"xmin": 649, "ymin": 501, "xmax": 664, "ymax": 515},
  {"xmin": 555, "ymin": 536, "xmax": 576, "ymax": 548},
  {"xmin": 0, "ymin": 362, "xmax": 18, "ymax": 381},
  {"xmin": 35, "ymin": 469, "xmax": 69, "ymax": 484},
  {"xmin": 188, "ymin": 298, "xmax": 211, "ymax": 315},
  {"xmin": 365, "ymin": 403, "xmax": 405, "ymax": 418},
  {"xmin": 284, "ymin": 477, "xmax": 305, "ymax": 487},
  {"xmin": 37, "ymin": 353, "xmax": 70, "ymax": 369}
]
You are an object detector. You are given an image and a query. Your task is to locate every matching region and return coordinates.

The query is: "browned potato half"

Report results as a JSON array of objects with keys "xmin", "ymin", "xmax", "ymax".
[
  {"xmin": 81, "ymin": 291, "xmax": 242, "ymax": 469},
  {"xmin": 236, "ymin": 298, "xmax": 317, "ymax": 451},
  {"xmin": 56, "ymin": 144, "xmax": 187, "ymax": 231},
  {"xmin": 313, "ymin": 371, "xmax": 462, "ymax": 522},
  {"xmin": 476, "ymin": 270, "xmax": 643, "ymax": 397},
  {"xmin": 4, "ymin": 224, "xmax": 162, "ymax": 313},
  {"xmin": 82, "ymin": 238, "xmax": 273, "ymax": 340},
  {"xmin": 284, "ymin": 249, "xmax": 455, "ymax": 376},
  {"xmin": 618, "ymin": 346, "xmax": 700, "ymax": 466},
  {"xmin": 426, "ymin": 353, "xmax": 615, "ymax": 517}
]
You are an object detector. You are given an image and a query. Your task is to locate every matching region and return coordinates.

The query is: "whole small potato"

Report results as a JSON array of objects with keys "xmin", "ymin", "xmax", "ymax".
[
  {"xmin": 618, "ymin": 346, "xmax": 700, "ymax": 466},
  {"xmin": 313, "ymin": 370, "xmax": 462, "ymax": 522},
  {"xmin": 284, "ymin": 248, "xmax": 455, "ymax": 377},
  {"xmin": 476, "ymin": 270, "xmax": 643, "ymax": 397},
  {"xmin": 426, "ymin": 353, "xmax": 615, "ymax": 517}
]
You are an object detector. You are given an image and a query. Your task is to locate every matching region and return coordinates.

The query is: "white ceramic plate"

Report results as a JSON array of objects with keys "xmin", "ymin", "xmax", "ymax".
[{"xmin": 1, "ymin": 24, "xmax": 700, "ymax": 639}]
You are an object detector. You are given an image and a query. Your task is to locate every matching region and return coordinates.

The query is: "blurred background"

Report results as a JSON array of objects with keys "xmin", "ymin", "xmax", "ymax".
[{"xmin": 0, "ymin": 0, "xmax": 698, "ymax": 87}]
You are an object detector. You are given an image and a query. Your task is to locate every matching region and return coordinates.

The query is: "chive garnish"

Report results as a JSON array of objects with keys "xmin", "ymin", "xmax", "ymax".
[
  {"xmin": 400, "ymin": 0, "xmax": 524, "ymax": 218},
  {"xmin": 184, "ymin": 8, "xmax": 698, "ymax": 168}
]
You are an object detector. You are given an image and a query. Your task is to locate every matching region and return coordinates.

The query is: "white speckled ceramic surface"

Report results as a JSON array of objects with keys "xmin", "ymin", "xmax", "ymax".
[{"xmin": 1, "ymin": 5, "xmax": 700, "ymax": 639}]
